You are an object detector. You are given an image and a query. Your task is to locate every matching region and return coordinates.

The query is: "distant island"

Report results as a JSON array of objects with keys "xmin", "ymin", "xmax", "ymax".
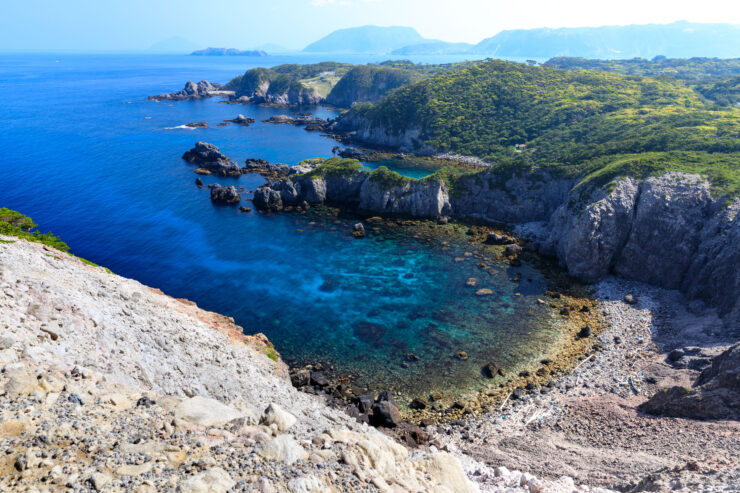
[
  {"xmin": 304, "ymin": 21, "xmax": 740, "ymax": 59},
  {"xmin": 191, "ymin": 47, "xmax": 268, "ymax": 56}
]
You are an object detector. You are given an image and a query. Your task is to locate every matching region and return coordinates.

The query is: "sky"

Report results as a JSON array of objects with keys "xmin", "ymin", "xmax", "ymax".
[{"xmin": 1, "ymin": 0, "xmax": 739, "ymax": 52}]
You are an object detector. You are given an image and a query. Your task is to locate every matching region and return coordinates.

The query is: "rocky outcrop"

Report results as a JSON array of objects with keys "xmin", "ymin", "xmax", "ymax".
[
  {"xmin": 224, "ymin": 114, "xmax": 255, "ymax": 126},
  {"xmin": 330, "ymin": 113, "xmax": 434, "ymax": 154},
  {"xmin": 640, "ymin": 342, "xmax": 740, "ymax": 420},
  {"xmin": 542, "ymin": 178, "xmax": 640, "ymax": 282},
  {"xmin": 254, "ymin": 170, "xmax": 451, "ymax": 217},
  {"xmin": 149, "ymin": 81, "xmax": 235, "ymax": 101},
  {"xmin": 255, "ymin": 168, "xmax": 740, "ymax": 326},
  {"xmin": 209, "ymin": 184, "xmax": 241, "ymax": 204},
  {"xmin": 182, "ymin": 142, "xmax": 242, "ymax": 176},
  {"xmin": 228, "ymin": 87, "xmax": 324, "ymax": 106},
  {"xmin": 543, "ymin": 173, "xmax": 740, "ymax": 326},
  {"xmin": 263, "ymin": 114, "xmax": 327, "ymax": 127}
]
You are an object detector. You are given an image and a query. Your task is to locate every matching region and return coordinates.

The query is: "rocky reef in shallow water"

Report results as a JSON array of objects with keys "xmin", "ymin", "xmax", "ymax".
[
  {"xmin": 182, "ymin": 142, "xmax": 243, "ymax": 176},
  {"xmin": 148, "ymin": 81, "xmax": 235, "ymax": 101},
  {"xmin": 254, "ymin": 162, "xmax": 740, "ymax": 327}
]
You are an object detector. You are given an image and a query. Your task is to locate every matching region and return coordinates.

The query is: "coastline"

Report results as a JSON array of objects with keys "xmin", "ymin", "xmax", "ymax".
[{"xmin": 435, "ymin": 277, "xmax": 740, "ymax": 490}]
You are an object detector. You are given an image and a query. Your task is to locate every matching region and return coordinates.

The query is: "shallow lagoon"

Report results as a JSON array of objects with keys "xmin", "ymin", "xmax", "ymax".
[{"xmin": 0, "ymin": 53, "xmax": 565, "ymax": 401}]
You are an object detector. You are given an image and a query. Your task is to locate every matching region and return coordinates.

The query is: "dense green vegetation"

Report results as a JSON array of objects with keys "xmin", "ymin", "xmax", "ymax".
[
  {"xmin": 343, "ymin": 59, "xmax": 740, "ymax": 198},
  {"xmin": 367, "ymin": 166, "xmax": 412, "ymax": 189},
  {"xmin": 545, "ymin": 56, "xmax": 740, "ymax": 83},
  {"xmin": 696, "ymin": 76, "xmax": 740, "ymax": 107},
  {"xmin": 546, "ymin": 57, "xmax": 740, "ymax": 106},
  {"xmin": 351, "ymin": 60, "xmax": 739, "ymax": 159},
  {"xmin": 0, "ymin": 208, "xmax": 69, "ymax": 252},
  {"xmin": 298, "ymin": 157, "xmax": 367, "ymax": 179}
]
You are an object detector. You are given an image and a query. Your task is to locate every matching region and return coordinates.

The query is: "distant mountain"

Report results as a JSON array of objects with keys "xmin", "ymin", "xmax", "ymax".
[
  {"xmin": 148, "ymin": 36, "xmax": 200, "ymax": 54},
  {"xmin": 471, "ymin": 21, "xmax": 740, "ymax": 59},
  {"xmin": 303, "ymin": 26, "xmax": 427, "ymax": 54},
  {"xmin": 191, "ymin": 48, "xmax": 267, "ymax": 56},
  {"xmin": 391, "ymin": 41, "xmax": 474, "ymax": 56}
]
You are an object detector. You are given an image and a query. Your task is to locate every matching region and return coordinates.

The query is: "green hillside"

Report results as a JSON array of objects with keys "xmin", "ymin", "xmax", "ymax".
[
  {"xmin": 546, "ymin": 57, "xmax": 740, "ymax": 106},
  {"xmin": 347, "ymin": 60, "xmax": 740, "ymax": 163}
]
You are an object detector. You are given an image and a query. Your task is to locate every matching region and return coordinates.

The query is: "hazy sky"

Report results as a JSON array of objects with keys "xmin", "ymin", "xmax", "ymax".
[{"xmin": 2, "ymin": 0, "xmax": 739, "ymax": 51}]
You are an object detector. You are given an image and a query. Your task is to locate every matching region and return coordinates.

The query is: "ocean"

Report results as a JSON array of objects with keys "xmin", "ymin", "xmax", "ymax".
[{"xmin": 0, "ymin": 53, "xmax": 563, "ymax": 400}]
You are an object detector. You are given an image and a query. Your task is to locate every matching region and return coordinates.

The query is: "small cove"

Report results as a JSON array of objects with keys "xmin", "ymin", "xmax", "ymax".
[{"xmin": 0, "ymin": 53, "xmax": 583, "ymax": 404}]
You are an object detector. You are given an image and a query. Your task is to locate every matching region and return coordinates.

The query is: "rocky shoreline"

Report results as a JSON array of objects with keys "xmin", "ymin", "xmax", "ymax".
[{"xmin": 434, "ymin": 277, "xmax": 740, "ymax": 490}]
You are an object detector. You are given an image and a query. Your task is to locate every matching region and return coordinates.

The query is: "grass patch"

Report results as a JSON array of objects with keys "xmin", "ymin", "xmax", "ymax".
[
  {"xmin": 368, "ymin": 166, "xmax": 412, "ymax": 189},
  {"xmin": 265, "ymin": 348, "xmax": 279, "ymax": 362},
  {"xmin": 298, "ymin": 157, "xmax": 368, "ymax": 179}
]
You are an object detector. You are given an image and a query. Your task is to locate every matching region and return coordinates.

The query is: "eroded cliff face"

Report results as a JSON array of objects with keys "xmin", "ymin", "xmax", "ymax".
[
  {"xmin": 450, "ymin": 170, "xmax": 574, "ymax": 224},
  {"xmin": 544, "ymin": 173, "xmax": 739, "ymax": 326},
  {"xmin": 231, "ymin": 81, "xmax": 325, "ymax": 105},
  {"xmin": 331, "ymin": 114, "xmax": 435, "ymax": 154},
  {"xmin": 255, "ymin": 170, "xmax": 739, "ymax": 326}
]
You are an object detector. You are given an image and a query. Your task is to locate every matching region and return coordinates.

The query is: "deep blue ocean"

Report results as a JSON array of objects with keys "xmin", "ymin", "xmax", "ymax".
[{"xmin": 0, "ymin": 53, "xmax": 563, "ymax": 399}]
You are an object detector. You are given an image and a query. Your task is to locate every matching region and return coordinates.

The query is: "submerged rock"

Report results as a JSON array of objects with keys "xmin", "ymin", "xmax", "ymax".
[
  {"xmin": 351, "ymin": 222, "xmax": 365, "ymax": 238},
  {"xmin": 353, "ymin": 321, "xmax": 386, "ymax": 345},
  {"xmin": 485, "ymin": 232, "xmax": 515, "ymax": 245}
]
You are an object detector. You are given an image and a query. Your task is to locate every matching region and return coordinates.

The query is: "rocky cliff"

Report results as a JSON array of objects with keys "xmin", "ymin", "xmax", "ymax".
[{"xmin": 255, "ymin": 166, "xmax": 739, "ymax": 327}]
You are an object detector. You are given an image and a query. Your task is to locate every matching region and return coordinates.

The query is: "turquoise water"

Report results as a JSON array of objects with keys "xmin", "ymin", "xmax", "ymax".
[{"xmin": 0, "ymin": 53, "xmax": 563, "ymax": 400}]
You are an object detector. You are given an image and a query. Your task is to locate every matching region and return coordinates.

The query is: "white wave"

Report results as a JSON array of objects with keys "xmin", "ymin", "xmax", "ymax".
[{"xmin": 164, "ymin": 125, "xmax": 197, "ymax": 130}]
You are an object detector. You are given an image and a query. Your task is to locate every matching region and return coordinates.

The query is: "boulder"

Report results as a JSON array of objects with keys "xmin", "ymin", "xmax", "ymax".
[
  {"xmin": 226, "ymin": 114, "xmax": 255, "ymax": 126},
  {"xmin": 352, "ymin": 393, "xmax": 375, "ymax": 413},
  {"xmin": 482, "ymin": 363, "xmax": 501, "ymax": 378},
  {"xmin": 260, "ymin": 403, "xmax": 297, "ymax": 432},
  {"xmin": 352, "ymin": 222, "xmax": 365, "ymax": 238},
  {"xmin": 259, "ymin": 434, "xmax": 308, "ymax": 465},
  {"xmin": 371, "ymin": 400, "xmax": 402, "ymax": 428},
  {"xmin": 178, "ymin": 467, "xmax": 235, "ymax": 493},
  {"xmin": 640, "ymin": 343, "xmax": 740, "ymax": 420},
  {"xmin": 209, "ymin": 185, "xmax": 241, "ymax": 204},
  {"xmin": 174, "ymin": 396, "xmax": 245, "ymax": 427},
  {"xmin": 503, "ymin": 244, "xmax": 522, "ymax": 256}
]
